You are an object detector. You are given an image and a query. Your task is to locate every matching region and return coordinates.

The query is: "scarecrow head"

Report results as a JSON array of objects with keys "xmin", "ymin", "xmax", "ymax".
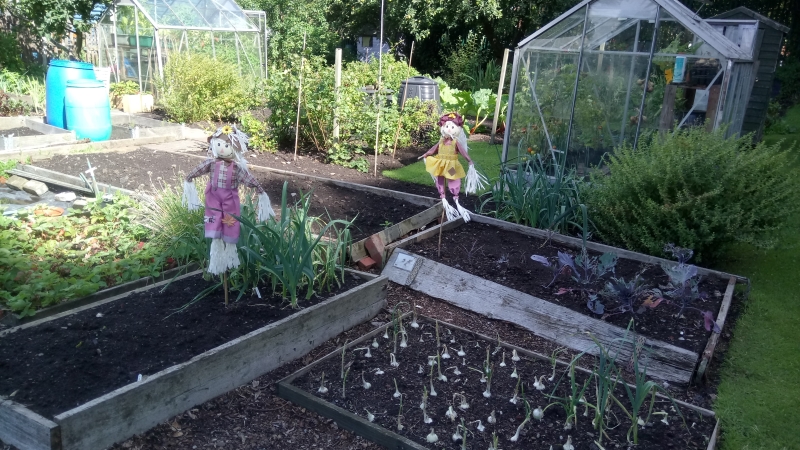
[
  {"xmin": 208, "ymin": 125, "xmax": 249, "ymax": 159},
  {"xmin": 438, "ymin": 112, "xmax": 464, "ymax": 140}
]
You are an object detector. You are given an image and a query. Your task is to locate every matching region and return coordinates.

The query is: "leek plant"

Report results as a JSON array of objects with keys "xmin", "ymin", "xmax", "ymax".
[{"xmin": 480, "ymin": 149, "xmax": 590, "ymax": 236}]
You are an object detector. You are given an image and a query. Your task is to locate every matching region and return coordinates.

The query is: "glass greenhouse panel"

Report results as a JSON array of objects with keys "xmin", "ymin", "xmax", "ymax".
[{"xmin": 524, "ymin": 6, "xmax": 587, "ymax": 51}]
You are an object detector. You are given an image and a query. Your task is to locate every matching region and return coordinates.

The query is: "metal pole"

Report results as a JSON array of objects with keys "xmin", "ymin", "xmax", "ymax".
[
  {"xmin": 500, "ymin": 48, "xmax": 521, "ymax": 165},
  {"xmin": 633, "ymin": 6, "xmax": 662, "ymax": 149},
  {"xmin": 564, "ymin": 5, "xmax": 590, "ymax": 158},
  {"xmin": 491, "ymin": 48, "xmax": 511, "ymax": 144},
  {"xmin": 333, "ymin": 48, "xmax": 342, "ymax": 143},
  {"xmin": 112, "ymin": 4, "xmax": 120, "ymax": 83},
  {"xmin": 135, "ymin": 9, "xmax": 143, "ymax": 92},
  {"xmin": 235, "ymin": 32, "xmax": 242, "ymax": 76},
  {"xmin": 154, "ymin": 29, "xmax": 164, "ymax": 80},
  {"xmin": 372, "ymin": 0, "xmax": 385, "ymax": 177},
  {"xmin": 619, "ymin": 20, "xmax": 641, "ymax": 142}
]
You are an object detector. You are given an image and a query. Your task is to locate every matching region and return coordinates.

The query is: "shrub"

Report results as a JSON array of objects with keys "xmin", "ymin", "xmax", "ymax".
[
  {"xmin": 157, "ymin": 53, "xmax": 251, "ymax": 123},
  {"xmin": 441, "ymin": 31, "xmax": 489, "ymax": 91},
  {"xmin": 585, "ymin": 127, "xmax": 799, "ymax": 262},
  {"xmin": 0, "ymin": 32, "xmax": 24, "ymax": 73}
]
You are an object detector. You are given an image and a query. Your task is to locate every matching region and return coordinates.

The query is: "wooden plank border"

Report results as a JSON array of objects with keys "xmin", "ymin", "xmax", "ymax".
[
  {"xmin": 350, "ymin": 203, "xmax": 443, "ymax": 262},
  {"xmin": 694, "ymin": 277, "xmax": 737, "ymax": 384},
  {"xmin": 383, "ymin": 249, "xmax": 698, "ymax": 384},
  {"xmin": 277, "ymin": 314, "xmax": 716, "ymax": 450},
  {"xmin": 0, "ymin": 264, "xmax": 199, "ymax": 327},
  {"xmin": 0, "ymin": 273, "xmax": 387, "ymax": 450}
]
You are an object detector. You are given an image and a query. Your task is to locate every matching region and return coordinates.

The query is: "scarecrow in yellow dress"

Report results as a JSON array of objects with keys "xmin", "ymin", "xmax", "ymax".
[{"xmin": 418, "ymin": 112, "xmax": 487, "ymax": 222}]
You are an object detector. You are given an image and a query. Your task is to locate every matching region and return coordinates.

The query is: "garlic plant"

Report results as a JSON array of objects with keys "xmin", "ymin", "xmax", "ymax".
[
  {"xmin": 429, "ymin": 379, "xmax": 438, "ymax": 397},
  {"xmin": 471, "ymin": 420, "xmax": 485, "ymax": 432},
  {"xmin": 383, "ymin": 327, "xmax": 389, "ymax": 339},
  {"xmin": 457, "ymin": 345, "xmax": 466, "ymax": 357},
  {"xmin": 361, "ymin": 372, "xmax": 371, "ymax": 390},
  {"xmin": 512, "ymin": 349, "xmax": 520, "ymax": 362},
  {"xmin": 549, "ymin": 347, "xmax": 565, "ymax": 382},
  {"xmin": 372, "ymin": 367, "xmax": 384, "ymax": 375},
  {"xmin": 454, "ymin": 392, "xmax": 470, "ymax": 410},
  {"xmin": 510, "ymin": 400, "xmax": 532, "ymax": 442},
  {"xmin": 341, "ymin": 365, "xmax": 351, "ymax": 399},
  {"xmin": 400, "ymin": 330, "xmax": 408, "ymax": 348},
  {"xmin": 500, "ymin": 351, "xmax": 506, "ymax": 367},
  {"xmin": 533, "ymin": 375, "xmax": 546, "ymax": 391},
  {"xmin": 410, "ymin": 308, "xmax": 420, "ymax": 328},
  {"xmin": 372, "ymin": 337, "xmax": 380, "ymax": 348},
  {"xmin": 317, "ymin": 372, "xmax": 328, "ymax": 394},
  {"xmin": 365, "ymin": 409, "xmax": 375, "ymax": 422},
  {"xmin": 393, "ymin": 378, "xmax": 401, "ymax": 398},
  {"xmin": 510, "ymin": 376, "xmax": 521, "ymax": 405},
  {"xmin": 418, "ymin": 364, "xmax": 424, "ymax": 374},
  {"xmin": 483, "ymin": 363, "xmax": 494, "ymax": 398},
  {"xmin": 510, "ymin": 366, "xmax": 518, "ymax": 378},
  {"xmin": 487, "ymin": 410, "xmax": 497, "ymax": 424},
  {"xmin": 446, "ymin": 405, "xmax": 458, "ymax": 422},
  {"xmin": 353, "ymin": 346, "xmax": 372, "ymax": 358},
  {"xmin": 426, "ymin": 428, "xmax": 438, "ymax": 443},
  {"xmin": 442, "ymin": 345, "xmax": 451, "ymax": 359},
  {"xmin": 562, "ymin": 435, "xmax": 574, "ymax": 450},
  {"xmin": 390, "ymin": 353, "xmax": 399, "ymax": 368},
  {"xmin": 533, "ymin": 406, "xmax": 544, "ymax": 420},
  {"xmin": 437, "ymin": 352, "xmax": 448, "ymax": 382},
  {"xmin": 447, "ymin": 366, "xmax": 462, "ymax": 376},
  {"xmin": 396, "ymin": 393, "xmax": 404, "ymax": 431},
  {"xmin": 488, "ymin": 432, "xmax": 501, "ymax": 450}
]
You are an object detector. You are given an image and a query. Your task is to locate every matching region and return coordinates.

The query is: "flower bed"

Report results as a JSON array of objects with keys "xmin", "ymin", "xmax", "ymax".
[
  {"xmin": 382, "ymin": 215, "xmax": 742, "ymax": 384},
  {"xmin": 0, "ymin": 270, "xmax": 388, "ymax": 450},
  {"xmin": 278, "ymin": 315, "xmax": 719, "ymax": 450}
]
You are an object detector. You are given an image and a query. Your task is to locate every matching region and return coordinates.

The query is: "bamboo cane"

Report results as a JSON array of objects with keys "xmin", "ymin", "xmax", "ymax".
[
  {"xmin": 223, "ymin": 271, "xmax": 229, "ymax": 307},
  {"xmin": 373, "ymin": 0, "xmax": 385, "ymax": 177},
  {"xmin": 293, "ymin": 32, "xmax": 307, "ymax": 162}
]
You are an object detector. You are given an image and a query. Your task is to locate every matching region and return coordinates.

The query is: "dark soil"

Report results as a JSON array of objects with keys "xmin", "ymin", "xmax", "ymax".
[
  {"xmin": 404, "ymin": 222, "xmax": 730, "ymax": 354},
  {"xmin": 0, "ymin": 272, "xmax": 363, "ymax": 418},
  {"xmin": 1, "ymin": 126, "xmax": 42, "ymax": 137},
  {"xmin": 31, "ymin": 149, "xmax": 430, "ymax": 241},
  {"xmin": 292, "ymin": 316, "xmax": 717, "ymax": 450}
]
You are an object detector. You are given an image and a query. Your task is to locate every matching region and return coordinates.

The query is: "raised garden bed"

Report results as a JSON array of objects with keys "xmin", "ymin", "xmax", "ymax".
[
  {"xmin": 0, "ymin": 269, "xmax": 388, "ymax": 450},
  {"xmin": 30, "ymin": 149, "xmax": 436, "ymax": 241},
  {"xmin": 278, "ymin": 315, "xmax": 720, "ymax": 450},
  {"xmin": 381, "ymin": 215, "xmax": 743, "ymax": 384},
  {"xmin": 108, "ymin": 113, "xmax": 183, "ymax": 141},
  {"xmin": 0, "ymin": 117, "xmax": 77, "ymax": 151}
]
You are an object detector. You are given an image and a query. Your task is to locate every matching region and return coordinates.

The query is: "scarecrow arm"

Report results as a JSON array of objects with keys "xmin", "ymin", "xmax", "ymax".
[
  {"xmin": 185, "ymin": 158, "xmax": 214, "ymax": 181},
  {"xmin": 417, "ymin": 142, "xmax": 440, "ymax": 160},
  {"xmin": 455, "ymin": 141, "xmax": 473, "ymax": 165}
]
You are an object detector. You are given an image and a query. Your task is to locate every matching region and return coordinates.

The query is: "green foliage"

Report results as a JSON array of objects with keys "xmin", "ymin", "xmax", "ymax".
[
  {"xmin": 0, "ymin": 32, "xmax": 24, "ymax": 73},
  {"xmin": 239, "ymin": 110, "xmax": 277, "ymax": 153},
  {"xmin": 0, "ymin": 195, "xmax": 163, "ymax": 316},
  {"xmin": 442, "ymin": 32, "xmax": 490, "ymax": 91},
  {"xmin": 0, "ymin": 159, "xmax": 18, "ymax": 178},
  {"xmin": 157, "ymin": 53, "xmax": 252, "ymax": 123},
  {"xmin": 110, "ymin": 80, "xmax": 139, "ymax": 97},
  {"xmin": 0, "ymin": 68, "xmax": 45, "ymax": 115},
  {"xmin": 586, "ymin": 127, "xmax": 800, "ymax": 262},
  {"xmin": 260, "ymin": 56, "xmax": 438, "ymax": 168},
  {"xmin": 775, "ymin": 57, "xmax": 800, "ymax": 108}
]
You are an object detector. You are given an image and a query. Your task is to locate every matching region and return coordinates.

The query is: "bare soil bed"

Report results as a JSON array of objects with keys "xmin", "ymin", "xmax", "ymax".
[
  {"xmin": 404, "ymin": 222, "xmax": 730, "ymax": 354},
  {"xmin": 0, "ymin": 272, "xmax": 362, "ymax": 418},
  {"xmin": 31, "ymin": 149, "xmax": 430, "ymax": 241},
  {"xmin": 289, "ymin": 316, "xmax": 717, "ymax": 449},
  {"xmin": 1, "ymin": 126, "xmax": 43, "ymax": 137}
]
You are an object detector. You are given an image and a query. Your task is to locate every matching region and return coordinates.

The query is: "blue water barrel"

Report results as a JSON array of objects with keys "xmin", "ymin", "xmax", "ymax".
[
  {"xmin": 65, "ymin": 79, "xmax": 112, "ymax": 141},
  {"xmin": 46, "ymin": 60, "xmax": 97, "ymax": 129}
]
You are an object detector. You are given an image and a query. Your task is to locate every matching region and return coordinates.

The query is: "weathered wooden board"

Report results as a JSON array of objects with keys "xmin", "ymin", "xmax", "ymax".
[
  {"xmin": 694, "ymin": 276, "xmax": 737, "ymax": 383},
  {"xmin": 350, "ymin": 203, "xmax": 443, "ymax": 262},
  {"xmin": 52, "ymin": 275, "xmax": 388, "ymax": 450},
  {"xmin": 382, "ymin": 249, "xmax": 699, "ymax": 384},
  {"xmin": 0, "ymin": 400, "xmax": 60, "ymax": 450},
  {"xmin": 386, "ymin": 216, "xmax": 466, "ymax": 254}
]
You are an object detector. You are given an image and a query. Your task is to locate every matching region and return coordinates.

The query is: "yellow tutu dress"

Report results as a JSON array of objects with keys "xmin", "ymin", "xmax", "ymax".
[{"xmin": 425, "ymin": 139, "xmax": 466, "ymax": 180}]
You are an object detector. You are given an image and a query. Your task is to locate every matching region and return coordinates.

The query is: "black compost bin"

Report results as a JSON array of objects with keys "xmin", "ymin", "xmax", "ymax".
[{"xmin": 398, "ymin": 76, "xmax": 440, "ymax": 109}]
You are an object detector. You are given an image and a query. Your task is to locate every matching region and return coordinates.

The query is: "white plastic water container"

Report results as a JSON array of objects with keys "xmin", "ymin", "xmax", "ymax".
[{"xmin": 93, "ymin": 66, "xmax": 112, "ymax": 95}]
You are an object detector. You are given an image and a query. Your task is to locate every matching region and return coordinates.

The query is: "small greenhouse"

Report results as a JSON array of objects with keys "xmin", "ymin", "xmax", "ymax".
[
  {"xmin": 95, "ymin": 0, "xmax": 267, "ymax": 92},
  {"xmin": 502, "ymin": 0, "xmax": 761, "ymax": 173}
]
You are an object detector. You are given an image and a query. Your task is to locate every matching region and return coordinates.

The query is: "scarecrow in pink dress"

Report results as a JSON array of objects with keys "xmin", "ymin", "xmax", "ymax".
[
  {"xmin": 418, "ymin": 112, "xmax": 487, "ymax": 222},
  {"xmin": 182, "ymin": 125, "xmax": 275, "ymax": 276}
]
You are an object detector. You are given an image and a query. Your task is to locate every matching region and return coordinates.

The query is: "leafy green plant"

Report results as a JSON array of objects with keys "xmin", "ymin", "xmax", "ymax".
[
  {"xmin": 239, "ymin": 110, "xmax": 276, "ymax": 153},
  {"xmin": 0, "ymin": 90, "xmax": 31, "ymax": 116},
  {"xmin": 0, "ymin": 195, "xmax": 164, "ymax": 316},
  {"xmin": 157, "ymin": 53, "xmax": 252, "ymax": 123},
  {"xmin": 585, "ymin": 127, "xmax": 800, "ymax": 262},
  {"xmin": 441, "ymin": 32, "xmax": 490, "ymax": 91}
]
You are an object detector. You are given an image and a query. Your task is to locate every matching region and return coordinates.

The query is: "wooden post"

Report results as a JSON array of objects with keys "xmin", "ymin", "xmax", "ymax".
[
  {"xmin": 491, "ymin": 49, "xmax": 511, "ymax": 144},
  {"xmin": 293, "ymin": 32, "xmax": 307, "ymax": 162},
  {"xmin": 705, "ymin": 85, "xmax": 721, "ymax": 132},
  {"xmin": 373, "ymin": 0, "xmax": 385, "ymax": 177},
  {"xmin": 223, "ymin": 271, "xmax": 229, "ymax": 307},
  {"xmin": 391, "ymin": 41, "xmax": 415, "ymax": 159},
  {"xmin": 437, "ymin": 207, "xmax": 445, "ymax": 257},
  {"xmin": 333, "ymin": 48, "xmax": 342, "ymax": 144},
  {"xmin": 658, "ymin": 84, "xmax": 678, "ymax": 132}
]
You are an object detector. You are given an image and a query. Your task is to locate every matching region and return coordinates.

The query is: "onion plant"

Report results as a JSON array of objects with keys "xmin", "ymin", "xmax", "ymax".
[{"xmin": 547, "ymin": 355, "xmax": 591, "ymax": 431}]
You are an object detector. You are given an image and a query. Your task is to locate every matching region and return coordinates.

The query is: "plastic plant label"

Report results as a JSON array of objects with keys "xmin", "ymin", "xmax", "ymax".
[
  {"xmin": 394, "ymin": 253, "xmax": 417, "ymax": 271},
  {"xmin": 673, "ymin": 56, "xmax": 687, "ymax": 84}
]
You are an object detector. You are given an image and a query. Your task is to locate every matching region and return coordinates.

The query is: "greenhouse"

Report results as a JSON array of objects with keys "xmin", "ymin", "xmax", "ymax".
[
  {"xmin": 95, "ymin": 0, "xmax": 267, "ymax": 92},
  {"xmin": 501, "ymin": 0, "xmax": 760, "ymax": 173}
]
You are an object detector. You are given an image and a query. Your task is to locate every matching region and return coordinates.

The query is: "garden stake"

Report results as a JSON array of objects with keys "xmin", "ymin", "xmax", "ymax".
[
  {"xmin": 293, "ymin": 32, "xmax": 307, "ymax": 162},
  {"xmin": 391, "ymin": 41, "xmax": 415, "ymax": 159},
  {"xmin": 223, "ymin": 271, "xmax": 229, "ymax": 306},
  {"xmin": 373, "ymin": 0, "xmax": 385, "ymax": 177},
  {"xmin": 438, "ymin": 208, "xmax": 445, "ymax": 257}
]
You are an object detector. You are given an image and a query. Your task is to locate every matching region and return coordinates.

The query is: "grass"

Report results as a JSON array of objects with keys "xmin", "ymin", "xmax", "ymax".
[
  {"xmin": 382, "ymin": 141, "xmax": 504, "ymax": 190},
  {"xmin": 712, "ymin": 105, "xmax": 800, "ymax": 450}
]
